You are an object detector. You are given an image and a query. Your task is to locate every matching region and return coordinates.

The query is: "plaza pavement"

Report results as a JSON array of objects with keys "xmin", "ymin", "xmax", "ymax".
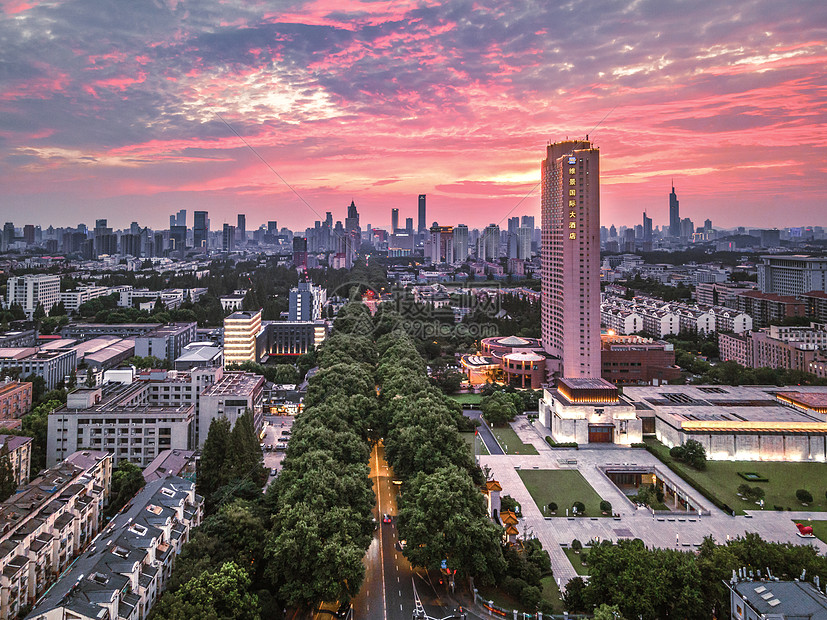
[{"xmin": 478, "ymin": 416, "xmax": 827, "ymax": 591}]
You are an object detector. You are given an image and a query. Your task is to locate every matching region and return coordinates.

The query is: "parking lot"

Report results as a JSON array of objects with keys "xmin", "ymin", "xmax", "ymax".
[{"xmin": 262, "ymin": 414, "xmax": 294, "ymax": 487}]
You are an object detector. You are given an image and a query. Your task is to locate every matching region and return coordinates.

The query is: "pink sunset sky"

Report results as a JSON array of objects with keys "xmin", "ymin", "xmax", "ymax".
[{"xmin": 0, "ymin": 0, "xmax": 825, "ymax": 232}]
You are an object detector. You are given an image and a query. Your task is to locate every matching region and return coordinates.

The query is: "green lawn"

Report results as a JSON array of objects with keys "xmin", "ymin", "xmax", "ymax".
[
  {"xmin": 518, "ymin": 469, "xmax": 607, "ymax": 517},
  {"xmin": 540, "ymin": 575, "xmax": 565, "ymax": 613},
  {"xmin": 460, "ymin": 431, "xmax": 489, "ymax": 456},
  {"xmin": 563, "ymin": 547, "xmax": 590, "ymax": 576},
  {"xmin": 449, "ymin": 393, "xmax": 482, "ymax": 405},
  {"xmin": 646, "ymin": 438, "xmax": 827, "ymax": 515},
  {"xmin": 491, "ymin": 425, "xmax": 538, "ymax": 455}
]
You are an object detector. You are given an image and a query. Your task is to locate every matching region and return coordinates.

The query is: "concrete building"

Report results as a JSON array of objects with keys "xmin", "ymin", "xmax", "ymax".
[
  {"xmin": 802, "ymin": 290, "xmax": 827, "ymax": 323},
  {"xmin": 27, "ymin": 475, "xmax": 202, "ymax": 620},
  {"xmin": 288, "ymin": 282, "xmax": 326, "ymax": 322},
  {"xmin": 5, "ymin": 274, "xmax": 60, "ymax": 319},
  {"xmin": 60, "ymin": 323, "xmax": 162, "ymax": 341},
  {"xmin": 758, "ymin": 254, "xmax": 827, "ymax": 296},
  {"xmin": 623, "ymin": 384, "xmax": 827, "ymax": 461},
  {"xmin": 174, "ymin": 342, "xmax": 223, "ymax": 371},
  {"xmin": 0, "ymin": 380, "xmax": 32, "ymax": 421},
  {"xmin": 0, "ymin": 450, "xmax": 111, "ymax": 619},
  {"xmin": 728, "ymin": 579, "xmax": 827, "ymax": 620},
  {"xmin": 142, "ymin": 449, "xmax": 197, "ymax": 484},
  {"xmin": 198, "ymin": 371, "xmax": 264, "ymax": 447},
  {"xmin": 538, "ymin": 377, "xmax": 642, "ymax": 445},
  {"xmin": 600, "ymin": 335, "xmax": 680, "ymax": 385},
  {"xmin": 0, "ymin": 347, "xmax": 77, "ymax": 390},
  {"xmin": 541, "ymin": 140, "xmax": 601, "ymax": 378},
  {"xmin": 134, "ymin": 322, "xmax": 197, "ymax": 363},
  {"xmin": 733, "ymin": 290, "xmax": 806, "ymax": 328},
  {"xmin": 0, "ymin": 435, "xmax": 32, "ymax": 486},
  {"xmin": 223, "ymin": 310, "xmax": 263, "ymax": 365},
  {"xmin": 719, "ymin": 323, "xmax": 827, "ymax": 373},
  {"xmin": 426, "ymin": 225, "xmax": 454, "ymax": 265},
  {"xmin": 266, "ymin": 320, "xmax": 327, "ymax": 356}
]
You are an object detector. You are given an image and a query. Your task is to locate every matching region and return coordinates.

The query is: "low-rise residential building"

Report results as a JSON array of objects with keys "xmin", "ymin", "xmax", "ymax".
[
  {"xmin": 802, "ymin": 290, "xmax": 827, "ymax": 323},
  {"xmin": 26, "ymin": 475, "xmax": 202, "ymax": 620},
  {"xmin": 0, "ymin": 450, "xmax": 111, "ymax": 619},
  {"xmin": 719, "ymin": 323, "xmax": 827, "ymax": 373},
  {"xmin": 0, "ymin": 380, "xmax": 32, "ymax": 421},
  {"xmin": 733, "ymin": 290, "xmax": 806, "ymax": 328},
  {"xmin": 0, "ymin": 435, "xmax": 32, "ymax": 486}
]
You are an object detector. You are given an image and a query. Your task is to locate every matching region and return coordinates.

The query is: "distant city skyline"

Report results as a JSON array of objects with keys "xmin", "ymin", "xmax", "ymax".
[{"xmin": 1, "ymin": 1, "xmax": 825, "ymax": 230}]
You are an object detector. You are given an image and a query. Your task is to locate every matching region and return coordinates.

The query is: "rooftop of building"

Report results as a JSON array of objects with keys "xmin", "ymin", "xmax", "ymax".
[
  {"xmin": 803, "ymin": 290, "xmax": 827, "ymax": 299},
  {"xmin": 201, "ymin": 371, "xmax": 264, "ymax": 398},
  {"xmin": 0, "ymin": 451, "xmax": 109, "ymax": 551},
  {"xmin": 623, "ymin": 385, "xmax": 827, "ymax": 432},
  {"xmin": 27, "ymin": 476, "xmax": 199, "ymax": 620},
  {"xmin": 460, "ymin": 354, "xmax": 497, "ymax": 368},
  {"xmin": 225, "ymin": 310, "xmax": 261, "ymax": 321},
  {"xmin": 138, "ymin": 322, "xmax": 197, "ymax": 338},
  {"xmin": 503, "ymin": 351, "xmax": 545, "ymax": 363},
  {"xmin": 143, "ymin": 450, "xmax": 196, "ymax": 483},
  {"xmin": 175, "ymin": 344, "xmax": 222, "ymax": 363},
  {"xmin": 733, "ymin": 580, "xmax": 827, "ymax": 618},
  {"xmin": 0, "ymin": 380, "xmax": 30, "ymax": 396},
  {"xmin": 737, "ymin": 290, "xmax": 803, "ymax": 302},
  {"xmin": 482, "ymin": 335, "xmax": 542, "ymax": 348},
  {"xmin": 0, "ymin": 435, "xmax": 32, "ymax": 451},
  {"xmin": 0, "ymin": 347, "xmax": 74, "ymax": 361}
]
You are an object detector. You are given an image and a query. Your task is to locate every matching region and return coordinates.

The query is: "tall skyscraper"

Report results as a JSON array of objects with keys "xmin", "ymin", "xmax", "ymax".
[
  {"xmin": 479, "ymin": 224, "xmax": 500, "ymax": 261},
  {"xmin": 668, "ymin": 184, "xmax": 680, "ymax": 237},
  {"xmin": 222, "ymin": 224, "xmax": 235, "ymax": 252},
  {"xmin": 454, "ymin": 224, "xmax": 469, "ymax": 262},
  {"xmin": 541, "ymin": 139, "xmax": 601, "ymax": 378},
  {"xmin": 292, "ymin": 236, "xmax": 308, "ymax": 268},
  {"xmin": 521, "ymin": 215, "xmax": 535, "ymax": 230},
  {"xmin": 643, "ymin": 211, "xmax": 653, "ymax": 243},
  {"xmin": 405, "ymin": 217, "xmax": 414, "ymax": 233},
  {"xmin": 418, "ymin": 194, "xmax": 426, "ymax": 233},
  {"xmin": 194, "ymin": 211, "xmax": 209, "ymax": 249},
  {"xmin": 391, "ymin": 208, "xmax": 399, "ymax": 233},
  {"xmin": 237, "ymin": 214, "xmax": 246, "ymax": 245}
]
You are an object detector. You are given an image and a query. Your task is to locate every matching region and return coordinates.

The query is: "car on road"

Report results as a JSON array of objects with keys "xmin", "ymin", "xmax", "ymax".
[
  {"xmin": 275, "ymin": 442, "xmax": 288, "ymax": 451},
  {"xmin": 382, "ymin": 513, "xmax": 392, "ymax": 523}
]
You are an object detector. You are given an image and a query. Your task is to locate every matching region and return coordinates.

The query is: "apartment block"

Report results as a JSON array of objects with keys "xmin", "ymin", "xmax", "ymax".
[
  {"xmin": 60, "ymin": 323, "xmax": 162, "ymax": 341},
  {"xmin": 0, "ymin": 435, "xmax": 32, "ymax": 486},
  {"xmin": 0, "ymin": 381, "xmax": 32, "ymax": 421},
  {"xmin": 0, "ymin": 450, "xmax": 111, "ymax": 619},
  {"xmin": 27, "ymin": 475, "xmax": 202, "ymax": 620},
  {"xmin": 733, "ymin": 290, "xmax": 806, "ymax": 328},
  {"xmin": 802, "ymin": 290, "xmax": 827, "ymax": 323},
  {"xmin": 758, "ymin": 254, "xmax": 827, "ymax": 296},
  {"xmin": 198, "ymin": 371, "xmax": 264, "ymax": 447},
  {"xmin": 719, "ymin": 323, "xmax": 827, "ymax": 372}
]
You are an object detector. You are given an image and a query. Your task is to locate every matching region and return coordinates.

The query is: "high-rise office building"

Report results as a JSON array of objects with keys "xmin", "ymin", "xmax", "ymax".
[
  {"xmin": 237, "ymin": 214, "xmax": 246, "ymax": 245},
  {"xmin": 289, "ymin": 282, "xmax": 326, "ymax": 321},
  {"xmin": 643, "ymin": 211, "xmax": 653, "ymax": 243},
  {"xmin": 427, "ymin": 225, "xmax": 454, "ymax": 264},
  {"xmin": 222, "ymin": 224, "xmax": 235, "ymax": 252},
  {"xmin": 391, "ymin": 208, "xmax": 399, "ymax": 233},
  {"xmin": 194, "ymin": 211, "xmax": 209, "ymax": 249},
  {"xmin": 267, "ymin": 221, "xmax": 278, "ymax": 235},
  {"xmin": 508, "ymin": 217, "xmax": 520, "ymax": 234},
  {"xmin": 292, "ymin": 236, "xmax": 308, "ymax": 268},
  {"xmin": 517, "ymin": 226, "xmax": 532, "ymax": 259},
  {"xmin": 418, "ymin": 195, "xmax": 426, "ymax": 233},
  {"xmin": 668, "ymin": 185, "xmax": 680, "ymax": 237},
  {"xmin": 521, "ymin": 215, "xmax": 535, "ymax": 230},
  {"xmin": 405, "ymin": 217, "xmax": 414, "ymax": 233},
  {"xmin": 223, "ymin": 310, "xmax": 262, "ymax": 365},
  {"xmin": 454, "ymin": 224, "xmax": 469, "ymax": 262},
  {"xmin": 479, "ymin": 224, "xmax": 500, "ymax": 261},
  {"xmin": 541, "ymin": 139, "xmax": 601, "ymax": 378},
  {"xmin": 176, "ymin": 210, "xmax": 187, "ymax": 227}
]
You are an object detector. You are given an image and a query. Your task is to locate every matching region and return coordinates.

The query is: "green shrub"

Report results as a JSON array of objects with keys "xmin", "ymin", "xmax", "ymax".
[
  {"xmin": 599, "ymin": 500, "xmax": 612, "ymax": 513},
  {"xmin": 796, "ymin": 489, "xmax": 814, "ymax": 504}
]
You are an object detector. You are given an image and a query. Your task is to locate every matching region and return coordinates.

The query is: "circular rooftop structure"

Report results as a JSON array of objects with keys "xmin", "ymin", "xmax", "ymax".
[{"xmin": 503, "ymin": 351, "xmax": 545, "ymax": 363}]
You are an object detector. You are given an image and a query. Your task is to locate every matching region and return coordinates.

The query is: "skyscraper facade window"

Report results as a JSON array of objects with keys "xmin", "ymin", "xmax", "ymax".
[
  {"xmin": 541, "ymin": 139, "xmax": 601, "ymax": 378},
  {"xmin": 668, "ymin": 185, "xmax": 680, "ymax": 237}
]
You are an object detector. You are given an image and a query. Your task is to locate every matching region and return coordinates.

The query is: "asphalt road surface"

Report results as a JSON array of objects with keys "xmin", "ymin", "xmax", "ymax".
[
  {"xmin": 351, "ymin": 444, "xmax": 478, "ymax": 620},
  {"xmin": 462, "ymin": 410, "xmax": 504, "ymax": 456}
]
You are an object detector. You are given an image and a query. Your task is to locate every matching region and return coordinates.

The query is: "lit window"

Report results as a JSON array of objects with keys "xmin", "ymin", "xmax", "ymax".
[
  {"xmin": 569, "ymin": 178, "xmax": 576, "ymax": 186},
  {"xmin": 569, "ymin": 211, "xmax": 577, "ymax": 218},
  {"xmin": 569, "ymin": 167, "xmax": 576, "ymax": 174},
  {"xmin": 569, "ymin": 189, "xmax": 576, "ymax": 196},
  {"xmin": 569, "ymin": 232, "xmax": 577, "ymax": 240},
  {"xmin": 569, "ymin": 222, "xmax": 576, "ymax": 229}
]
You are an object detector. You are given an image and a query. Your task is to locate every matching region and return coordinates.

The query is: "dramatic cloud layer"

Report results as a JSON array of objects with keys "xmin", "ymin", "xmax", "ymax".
[{"xmin": 1, "ymin": 0, "xmax": 825, "ymax": 231}]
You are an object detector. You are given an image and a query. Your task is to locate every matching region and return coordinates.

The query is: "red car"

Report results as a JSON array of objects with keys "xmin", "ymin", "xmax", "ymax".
[{"xmin": 382, "ymin": 514, "xmax": 392, "ymax": 523}]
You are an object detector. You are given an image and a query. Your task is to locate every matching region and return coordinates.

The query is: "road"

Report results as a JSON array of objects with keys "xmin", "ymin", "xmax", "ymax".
[
  {"xmin": 351, "ymin": 444, "xmax": 476, "ymax": 620},
  {"xmin": 463, "ymin": 410, "xmax": 504, "ymax": 455}
]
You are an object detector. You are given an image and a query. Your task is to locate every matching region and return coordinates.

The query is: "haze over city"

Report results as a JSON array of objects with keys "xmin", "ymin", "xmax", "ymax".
[{"xmin": 2, "ymin": 0, "xmax": 825, "ymax": 230}]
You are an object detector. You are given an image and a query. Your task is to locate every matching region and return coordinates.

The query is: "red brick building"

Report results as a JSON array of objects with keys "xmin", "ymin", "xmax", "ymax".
[
  {"xmin": 0, "ymin": 380, "xmax": 32, "ymax": 420},
  {"xmin": 600, "ymin": 335, "xmax": 681, "ymax": 385}
]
